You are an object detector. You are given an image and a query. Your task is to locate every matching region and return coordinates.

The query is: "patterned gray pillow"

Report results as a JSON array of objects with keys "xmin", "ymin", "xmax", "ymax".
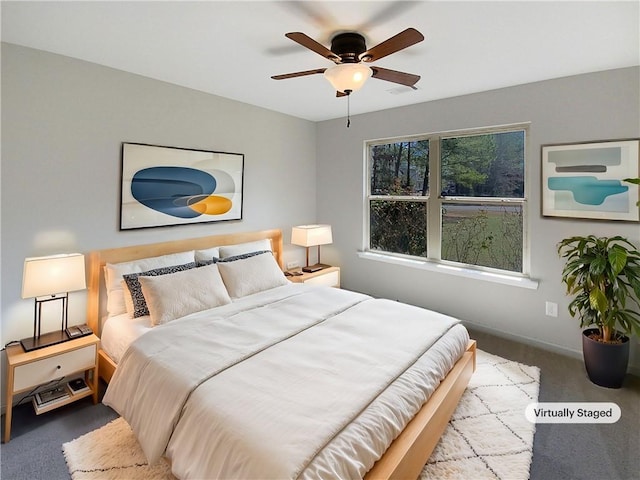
[{"xmin": 123, "ymin": 262, "xmax": 197, "ymax": 317}]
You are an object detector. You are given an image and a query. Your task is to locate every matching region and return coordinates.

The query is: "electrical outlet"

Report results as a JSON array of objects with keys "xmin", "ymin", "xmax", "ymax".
[
  {"xmin": 545, "ymin": 301, "xmax": 558, "ymax": 317},
  {"xmin": 286, "ymin": 261, "xmax": 299, "ymax": 270}
]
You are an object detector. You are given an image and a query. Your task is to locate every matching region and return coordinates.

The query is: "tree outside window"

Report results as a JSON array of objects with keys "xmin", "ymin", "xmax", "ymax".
[{"xmin": 367, "ymin": 127, "xmax": 526, "ymax": 274}]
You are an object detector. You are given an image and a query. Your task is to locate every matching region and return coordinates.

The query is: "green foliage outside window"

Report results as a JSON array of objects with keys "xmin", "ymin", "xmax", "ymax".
[
  {"xmin": 441, "ymin": 204, "xmax": 523, "ymax": 272},
  {"xmin": 370, "ymin": 140, "xmax": 429, "ymax": 196},
  {"xmin": 368, "ymin": 128, "xmax": 526, "ymax": 274},
  {"xmin": 441, "ymin": 132, "xmax": 524, "ymax": 198},
  {"xmin": 370, "ymin": 200, "xmax": 427, "ymax": 257}
]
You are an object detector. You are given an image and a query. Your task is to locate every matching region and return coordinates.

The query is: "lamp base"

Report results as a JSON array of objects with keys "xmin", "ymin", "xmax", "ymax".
[
  {"xmin": 20, "ymin": 330, "xmax": 69, "ymax": 352},
  {"xmin": 302, "ymin": 263, "xmax": 331, "ymax": 273}
]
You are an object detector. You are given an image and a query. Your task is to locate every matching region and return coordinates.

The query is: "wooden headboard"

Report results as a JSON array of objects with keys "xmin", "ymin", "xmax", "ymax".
[{"xmin": 86, "ymin": 229, "xmax": 283, "ymax": 336}]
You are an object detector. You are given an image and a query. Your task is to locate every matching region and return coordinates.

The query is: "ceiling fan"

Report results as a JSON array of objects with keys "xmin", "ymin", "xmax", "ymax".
[{"xmin": 271, "ymin": 28, "xmax": 424, "ymax": 96}]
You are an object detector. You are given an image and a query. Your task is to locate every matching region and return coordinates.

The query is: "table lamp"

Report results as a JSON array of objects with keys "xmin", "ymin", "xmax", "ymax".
[
  {"xmin": 291, "ymin": 225, "xmax": 333, "ymax": 273},
  {"xmin": 20, "ymin": 253, "xmax": 86, "ymax": 351}
]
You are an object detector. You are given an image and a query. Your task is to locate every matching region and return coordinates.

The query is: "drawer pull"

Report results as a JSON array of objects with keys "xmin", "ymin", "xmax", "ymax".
[{"xmin": 56, "ymin": 365, "xmax": 61, "ymax": 370}]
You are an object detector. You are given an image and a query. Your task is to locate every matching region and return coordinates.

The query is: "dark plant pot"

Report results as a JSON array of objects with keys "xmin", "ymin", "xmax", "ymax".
[{"xmin": 582, "ymin": 328, "xmax": 630, "ymax": 389}]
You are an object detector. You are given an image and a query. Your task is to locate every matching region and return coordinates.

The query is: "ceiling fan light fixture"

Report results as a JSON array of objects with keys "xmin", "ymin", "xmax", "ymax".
[{"xmin": 324, "ymin": 63, "xmax": 372, "ymax": 93}]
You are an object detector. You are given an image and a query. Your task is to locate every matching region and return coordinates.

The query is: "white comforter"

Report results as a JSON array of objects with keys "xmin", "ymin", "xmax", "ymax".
[{"xmin": 103, "ymin": 284, "xmax": 468, "ymax": 479}]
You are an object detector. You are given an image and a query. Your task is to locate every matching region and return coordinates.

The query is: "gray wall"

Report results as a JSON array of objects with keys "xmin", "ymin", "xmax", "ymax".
[
  {"xmin": 1, "ymin": 43, "xmax": 316, "ymax": 348},
  {"xmin": 2, "ymin": 40, "xmax": 639, "ymax": 393},
  {"xmin": 316, "ymin": 67, "xmax": 640, "ymax": 372}
]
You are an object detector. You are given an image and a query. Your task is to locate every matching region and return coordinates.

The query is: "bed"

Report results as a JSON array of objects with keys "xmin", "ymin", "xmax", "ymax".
[{"xmin": 87, "ymin": 229, "xmax": 476, "ymax": 480}]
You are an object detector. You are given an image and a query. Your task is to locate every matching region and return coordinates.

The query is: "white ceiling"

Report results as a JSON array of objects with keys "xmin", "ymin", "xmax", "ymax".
[{"xmin": 2, "ymin": 1, "xmax": 639, "ymax": 122}]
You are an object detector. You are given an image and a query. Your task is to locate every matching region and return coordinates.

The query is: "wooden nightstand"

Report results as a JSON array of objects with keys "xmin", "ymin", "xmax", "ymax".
[
  {"xmin": 288, "ymin": 266, "xmax": 340, "ymax": 288},
  {"xmin": 3, "ymin": 333, "xmax": 99, "ymax": 443}
]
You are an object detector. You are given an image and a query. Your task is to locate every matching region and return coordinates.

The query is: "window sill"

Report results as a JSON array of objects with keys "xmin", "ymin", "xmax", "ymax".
[{"xmin": 357, "ymin": 251, "xmax": 539, "ymax": 290}]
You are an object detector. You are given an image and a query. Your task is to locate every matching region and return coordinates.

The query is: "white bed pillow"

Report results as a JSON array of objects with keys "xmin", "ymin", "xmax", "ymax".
[
  {"xmin": 218, "ymin": 239, "xmax": 272, "ymax": 258},
  {"xmin": 217, "ymin": 251, "xmax": 288, "ymax": 299},
  {"xmin": 194, "ymin": 246, "xmax": 220, "ymax": 263},
  {"xmin": 122, "ymin": 262, "xmax": 198, "ymax": 318},
  {"xmin": 139, "ymin": 263, "xmax": 232, "ymax": 326},
  {"xmin": 104, "ymin": 251, "xmax": 195, "ymax": 316}
]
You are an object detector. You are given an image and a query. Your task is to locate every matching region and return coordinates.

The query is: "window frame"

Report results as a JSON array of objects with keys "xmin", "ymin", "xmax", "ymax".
[{"xmin": 364, "ymin": 122, "xmax": 531, "ymax": 279}]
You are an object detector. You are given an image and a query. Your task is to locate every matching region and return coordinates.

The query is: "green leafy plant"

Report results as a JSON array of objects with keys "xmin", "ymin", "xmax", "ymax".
[
  {"xmin": 624, "ymin": 178, "xmax": 640, "ymax": 206},
  {"xmin": 558, "ymin": 235, "xmax": 640, "ymax": 343}
]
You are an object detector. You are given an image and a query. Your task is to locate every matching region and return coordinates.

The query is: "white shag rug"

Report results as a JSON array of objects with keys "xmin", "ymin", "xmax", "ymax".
[
  {"xmin": 421, "ymin": 349, "xmax": 540, "ymax": 480},
  {"xmin": 63, "ymin": 349, "xmax": 539, "ymax": 480}
]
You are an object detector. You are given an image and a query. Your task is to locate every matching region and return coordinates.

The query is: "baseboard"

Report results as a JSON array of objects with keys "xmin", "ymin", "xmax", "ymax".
[{"xmin": 462, "ymin": 320, "xmax": 640, "ymax": 378}]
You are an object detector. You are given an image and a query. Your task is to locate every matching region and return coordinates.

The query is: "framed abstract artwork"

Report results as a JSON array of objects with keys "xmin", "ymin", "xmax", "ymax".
[
  {"xmin": 542, "ymin": 139, "xmax": 639, "ymax": 221},
  {"xmin": 120, "ymin": 143, "xmax": 244, "ymax": 230}
]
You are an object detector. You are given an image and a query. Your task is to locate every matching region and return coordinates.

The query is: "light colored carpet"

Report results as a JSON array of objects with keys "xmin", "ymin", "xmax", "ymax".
[{"xmin": 63, "ymin": 349, "xmax": 539, "ymax": 480}]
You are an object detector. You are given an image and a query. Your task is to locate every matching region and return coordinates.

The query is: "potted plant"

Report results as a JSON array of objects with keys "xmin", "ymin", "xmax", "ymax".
[{"xmin": 557, "ymin": 235, "xmax": 640, "ymax": 388}]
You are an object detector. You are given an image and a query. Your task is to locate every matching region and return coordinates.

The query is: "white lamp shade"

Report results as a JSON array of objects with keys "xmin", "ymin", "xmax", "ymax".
[
  {"xmin": 323, "ymin": 63, "xmax": 372, "ymax": 93},
  {"xmin": 22, "ymin": 253, "xmax": 86, "ymax": 299},
  {"xmin": 291, "ymin": 225, "xmax": 333, "ymax": 247}
]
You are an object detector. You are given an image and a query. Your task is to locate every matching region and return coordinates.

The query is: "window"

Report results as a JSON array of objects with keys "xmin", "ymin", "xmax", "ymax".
[{"xmin": 366, "ymin": 125, "xmax": 527, "ymax": 275}]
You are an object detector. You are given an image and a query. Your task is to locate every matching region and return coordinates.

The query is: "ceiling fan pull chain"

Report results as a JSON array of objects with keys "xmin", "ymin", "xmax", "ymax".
[{"xmin": 346, "ymin": 90, "xmax": 352, "ymax": 128}]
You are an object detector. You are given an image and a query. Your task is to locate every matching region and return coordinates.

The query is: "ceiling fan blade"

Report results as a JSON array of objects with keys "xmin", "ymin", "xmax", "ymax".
[
  {"xmin": 360, "ymin": 28, "xmax": 424, "ymax": 62},
  {"xmin": 285, "ymin": 32, "xmax": 340, "ymax": 62},
  {"xmin": 271, "ymin": 68, "xmax": 327, "ymax": 80},
  {"xmin": 371, "ymin": 66, "xmax": 420, "ymax": 87}
]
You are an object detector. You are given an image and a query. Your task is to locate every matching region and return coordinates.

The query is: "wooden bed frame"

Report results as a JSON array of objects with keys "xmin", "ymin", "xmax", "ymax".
[{"xmin": 86, "ymin": 228, "xmax": 476, "ymax": 480}]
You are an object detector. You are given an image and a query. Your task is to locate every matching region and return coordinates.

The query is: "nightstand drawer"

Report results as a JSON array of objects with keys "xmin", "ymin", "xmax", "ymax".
[
  {"xmin": 304, "ymin": 269, "xmax": 340, "ymax": 287},
  {"xmin": 13, "ymin": 344, "xmax": 96, "ymax": 392}
]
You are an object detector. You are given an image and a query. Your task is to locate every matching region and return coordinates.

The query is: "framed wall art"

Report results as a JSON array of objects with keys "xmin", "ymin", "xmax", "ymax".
[
  {"xmin": 120, "ymin": 143, "xmax": 244, "ymax": 230},
  {"xmin": 542, "ymin": 139, "xmax": 639, "ymax": 221}
]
